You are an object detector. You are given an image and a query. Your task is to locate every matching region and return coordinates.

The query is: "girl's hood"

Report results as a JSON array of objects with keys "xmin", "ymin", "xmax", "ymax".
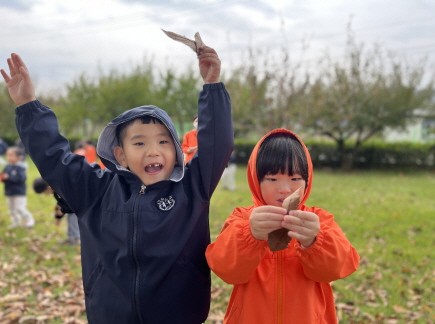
[{"xmin": 247, "ymin": 128, "xmax": 313, "ymax": 207}]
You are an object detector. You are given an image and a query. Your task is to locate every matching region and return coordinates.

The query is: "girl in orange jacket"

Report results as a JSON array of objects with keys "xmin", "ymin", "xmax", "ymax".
[{"xmin": 206, "ymin": 129, "xmax": 360, "ymax": 324}]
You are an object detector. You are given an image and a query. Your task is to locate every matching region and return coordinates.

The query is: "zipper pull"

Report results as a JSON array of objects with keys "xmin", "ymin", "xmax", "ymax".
[{"xmin": 139, "ymin": 184, "xmax": 146, "ymax": 194}]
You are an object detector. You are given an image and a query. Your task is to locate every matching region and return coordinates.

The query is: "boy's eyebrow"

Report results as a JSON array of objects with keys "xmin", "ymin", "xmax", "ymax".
[{"xmin": 129, "ymin": 132, "xmax": 171, "ymax": 141}]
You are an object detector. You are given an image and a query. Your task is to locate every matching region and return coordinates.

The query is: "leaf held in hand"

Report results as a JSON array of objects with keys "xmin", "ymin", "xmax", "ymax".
[
  {"xmin": 161, "ymin": 29, "xmax": 206, "ymax": 55},
  {"xmin": 267, "ymin": 186, "xmax": 302, "ymax": 251},
  {"xmin": 267, "ymin": 228, "xmax": 291, "ymax": 252},
  {"xmin": 282, "ymin": 186, "xmax": 302, "ymax": 213}
]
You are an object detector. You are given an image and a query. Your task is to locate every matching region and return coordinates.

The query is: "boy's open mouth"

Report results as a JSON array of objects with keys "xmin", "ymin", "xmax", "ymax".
[{"xmin": 145, "ymin": 163, "xmax": 163, "ymax": 173}]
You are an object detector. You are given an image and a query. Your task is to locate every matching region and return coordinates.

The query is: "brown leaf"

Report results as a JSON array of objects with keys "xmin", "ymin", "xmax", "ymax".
[
  {"xmin": 267, "ymin": 187, "xmax": 302, "ymax": 251},
  {"xmin": 161, "ymin": 29, "xmax": 206, "ymax": 54},
  {"xmin": 282, "ymin": 186, "xmax": 302, "ymax": 213},
  {"xmin": 267, "ymin": 228, "xmax": 291, "ymax": 252}
]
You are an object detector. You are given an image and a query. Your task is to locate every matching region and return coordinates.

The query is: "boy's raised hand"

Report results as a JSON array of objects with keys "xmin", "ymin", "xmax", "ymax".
[
  {"xmin": 1, "ymin": 53, "xmax": 36, "ymax": 106},
  {"xmin": 198, "ymin": 46, "xmax": 221, "ymax": 84}
]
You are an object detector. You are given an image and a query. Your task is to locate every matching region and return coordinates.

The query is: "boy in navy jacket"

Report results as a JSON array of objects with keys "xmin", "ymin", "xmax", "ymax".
[
  {"xmin": 0, "ymin": 146, "xmax": 35, "ymax": 229},
  {"xmin": 1, "ymin": 46, "xmax": 233, "ymax": 323}
]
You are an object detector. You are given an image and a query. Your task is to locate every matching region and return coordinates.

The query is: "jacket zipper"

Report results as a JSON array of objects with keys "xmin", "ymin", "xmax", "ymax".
[
  {"xmin": 133, "ymin": 184, "xmax": 146, "ymax": 323},
  {"xmin": 277, "ymin": 250, "xmax": 283, "ymax": 324}
]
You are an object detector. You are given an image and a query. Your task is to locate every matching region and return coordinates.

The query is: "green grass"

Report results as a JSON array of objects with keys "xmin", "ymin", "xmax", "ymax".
[{"xmin": 1, "ymin": 161, "xmax": 434, "ymax": 323}]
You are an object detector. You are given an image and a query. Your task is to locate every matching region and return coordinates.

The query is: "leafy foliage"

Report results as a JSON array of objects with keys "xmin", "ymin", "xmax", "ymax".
[
  {"xmin": 52, "ymin": 58, "xmax": 200, "ymax": 139},
  {"xmin": 0, "ymin": 84, "xmax": 17, "ymax": 138}
]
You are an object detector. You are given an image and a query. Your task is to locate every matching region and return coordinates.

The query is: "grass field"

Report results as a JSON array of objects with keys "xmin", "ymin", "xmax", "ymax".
[{"xmin": 1, "ymin": 161, "xmax": 434, "ymax": 323}]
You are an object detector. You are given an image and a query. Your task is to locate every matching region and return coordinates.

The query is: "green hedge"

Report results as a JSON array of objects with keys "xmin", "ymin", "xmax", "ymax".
[
  {"xmin": 233, "ymin": 139, "xmax": 435, "ymax": 170},
  {"xmin": 3, "ymin": 134, "xmax": 433, "ymax": 170}
]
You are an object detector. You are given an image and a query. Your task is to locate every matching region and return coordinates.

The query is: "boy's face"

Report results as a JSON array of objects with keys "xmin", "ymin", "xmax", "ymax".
[
  {"xmin": 114, "ymin": 120, "xmax": 177, "ymax": 186},
  {"xmin": 6, "ymin": 149, "xmax": 20, "ymax": 164},
  {"xmin": 260, "ymin": 172, "xmax": 306, "ymax": 207}
]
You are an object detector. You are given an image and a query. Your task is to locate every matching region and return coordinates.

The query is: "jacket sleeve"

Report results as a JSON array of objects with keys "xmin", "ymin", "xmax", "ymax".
[
  {"xmin": 189, "ymin": 82, "xmax": 233, "ymax": 199},
  {"xmin": 296, "ymin": 206, "xmax": 360, "ymax": 282},
  {"xmin": 4, "ymin": 166, "xmax": 26, "ymax": 184},
  {"xmin": 15, "ymin": 100, "xmax": 111, "ymax": 216},
  {"xmin": 206, "ymin": 207, "xmax": 269, "ymax": 284}
]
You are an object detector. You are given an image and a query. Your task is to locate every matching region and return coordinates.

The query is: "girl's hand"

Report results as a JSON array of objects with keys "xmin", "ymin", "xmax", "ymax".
[
  {"xmin": 250, "ymin": 205, "xmax": 286, "ymax": 240},
  {"xmin": 282, "ymin": 210, "xmax": 320, "ymax": 247}
]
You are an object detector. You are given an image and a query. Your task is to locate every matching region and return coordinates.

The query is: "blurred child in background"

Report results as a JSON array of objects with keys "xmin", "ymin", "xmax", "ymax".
[
  {"xmin": 0, "ymin": 146, "xmax": 35, "ymax": 229},
  {"xmin": 182, "ymin": 114, "xmax": 198, "ymax": 165},
  {"xmin": 221, "ymin": 150, "xmax": 237, "ymax": 191},
  {"xmin": 33, "ymin": 177, "xmax": 80, "ymax": 245}
]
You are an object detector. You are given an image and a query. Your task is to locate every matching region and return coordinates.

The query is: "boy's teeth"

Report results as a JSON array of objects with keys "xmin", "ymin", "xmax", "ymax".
[{"xmin": 145, "ymin": 163, "xmax": 163, "ymax": 172}]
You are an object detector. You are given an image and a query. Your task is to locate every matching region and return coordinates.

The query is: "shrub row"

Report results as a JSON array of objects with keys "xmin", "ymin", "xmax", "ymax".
[
  {"xmin": 234, "ymin": 139, "xmax": 435, "ymax": 170},
  {"xmin": 3, "ymin": 135, "xmax": 433, "ymax": 170}
]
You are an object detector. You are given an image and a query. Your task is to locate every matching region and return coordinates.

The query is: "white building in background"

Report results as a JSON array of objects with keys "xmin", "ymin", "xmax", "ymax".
[{"xmin": 383, "ymin": 117, "xmax": 435, "ymax": 143}]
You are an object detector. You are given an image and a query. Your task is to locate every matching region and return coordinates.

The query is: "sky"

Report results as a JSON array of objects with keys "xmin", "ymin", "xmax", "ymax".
[{"xmin": 1, "ymin": 0, "xmax": 434, "ymax": 94}]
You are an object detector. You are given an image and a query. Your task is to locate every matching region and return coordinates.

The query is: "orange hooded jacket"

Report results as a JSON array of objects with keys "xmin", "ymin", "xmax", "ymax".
[
  {"xmin": 206, "ymin": 129, "xmax": 360, "ymax": 324},
  {"xmin": 181, "ymin": 129, "xmax": 198, "ymax": 165}
]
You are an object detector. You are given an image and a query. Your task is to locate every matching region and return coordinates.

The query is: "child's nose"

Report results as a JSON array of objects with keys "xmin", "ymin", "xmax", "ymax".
[
  {"xmin": 147, "ymin": 144, "xmax": 160, "ymax": 156},
  {"xmin": 278, "ymin": 184, "xmax": 292, "ymax": 194}
]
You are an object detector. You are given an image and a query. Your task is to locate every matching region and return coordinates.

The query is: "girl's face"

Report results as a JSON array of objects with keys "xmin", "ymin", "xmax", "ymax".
[{"xmin": 260, "ymin": 172, "xmax": 306, "ymax": 207}]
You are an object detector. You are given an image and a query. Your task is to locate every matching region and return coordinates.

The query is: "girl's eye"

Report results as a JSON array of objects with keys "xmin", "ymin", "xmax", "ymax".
[
  {"xmin": 160, "ymin": 140, "xmax": 169, "ymax": 144},
  {"xmin": 134, "ymin": 142, "xmax": 144, "ymax": 146},
  {"xmin": 265, "ymin": 177, "xmax": 277, "ymax": 182}
]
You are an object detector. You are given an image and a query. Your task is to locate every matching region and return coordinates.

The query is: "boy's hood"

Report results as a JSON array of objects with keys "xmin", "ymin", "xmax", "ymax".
[
  {"xmin": 96, "ymin": 105, "xmax": 184, "ymax": 182},
  {"xmin": 247, "ymin": 128, "xmax": 313, "ymax": 207}
]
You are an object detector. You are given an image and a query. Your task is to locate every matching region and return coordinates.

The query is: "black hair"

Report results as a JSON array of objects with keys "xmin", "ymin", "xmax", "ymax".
[
  {"xmin": 116, "ymin": 116, "xmax": 164, "ymax": 147},
  {"xmin": 6, "ymin": 146, "xmax": 22, "ymax": 157},
  {"xmin": 193, "ymin": 114, "xmax": 198, "ymax": 121},
  {"xmin": 33, "ymin": 177, "xmax": 49, "ymax": 194},
  {"xmin": 75, "ymin": 141, "xmax": 84, "ymax": 150},
  {"xmin": 256, "ymin": 133, "xmax": 309, "ymax": 183}
]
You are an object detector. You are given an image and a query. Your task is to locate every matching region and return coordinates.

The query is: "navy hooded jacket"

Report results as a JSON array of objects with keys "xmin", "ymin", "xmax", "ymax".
[{"xmin": 15, "ymin": 82, "xmax": 233, "ymax": 324}]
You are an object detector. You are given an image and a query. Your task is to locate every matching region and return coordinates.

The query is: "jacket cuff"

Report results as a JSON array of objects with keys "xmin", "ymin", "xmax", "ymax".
[
  {"xmin": 241, "ymin": 222, "xmax": 269, "ymax": 250},
  {"xmin": 295, "ymin": 229, "xmax": 325, "ymax": 256},
  {"xmin": 15, "ymin": 100, "xmax": 43, "ymax": 114},
  {"xmin": 202, "ymin": 82, "xmax": 225, "ymax": 91}
]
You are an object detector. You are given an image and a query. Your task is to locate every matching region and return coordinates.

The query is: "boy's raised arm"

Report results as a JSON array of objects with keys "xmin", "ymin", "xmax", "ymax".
[{"xmin": 1, "ymin": 53, "xmax": 36, "ymax": 107}]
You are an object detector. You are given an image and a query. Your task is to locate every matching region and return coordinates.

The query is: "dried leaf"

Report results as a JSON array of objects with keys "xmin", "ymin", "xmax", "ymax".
[
  {"xmin": 267, "ymin": 228, "xmax": 291, "ymax": 252},
  {"xmin": 194, "ymin": 32, "xmax": 205, "ymax": 49},
  {"xmin": 161, "ymin": 29, "xmax": 206, "ymax": 54},
  {"xmin": 267, "ymin": 187, "xmax": 302, "ymax": 252},
  {"xmin": 282, "ymin": 186, "xmax": 302, "ymax": 213}
]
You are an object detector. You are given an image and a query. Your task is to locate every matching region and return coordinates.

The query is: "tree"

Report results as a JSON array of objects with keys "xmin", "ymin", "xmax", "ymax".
[
  {"xmin": 0, "ymin": 83, "xmax": 18, "ymax": 138},
  {"xmin": 56, "ymin": 58, "xmax": 158, "ymax": 138},
  {"xmin": 224, "ymin": 47, "xmax": 309, "ymax": 139},
  {"xmin": 294, "ymin": 30, "xmax": 435, "ymax": 168},
  {"xmin": 55, "ymin": 57, "xmax": 201, "ymax": 139}
]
